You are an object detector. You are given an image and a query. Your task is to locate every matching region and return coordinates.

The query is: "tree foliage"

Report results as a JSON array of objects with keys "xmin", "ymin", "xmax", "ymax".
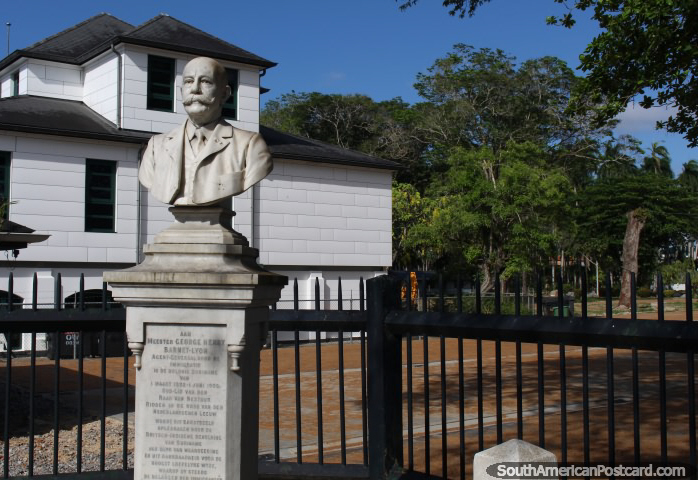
[{"xmin": 399, "ymin": 0, "xmax": 698, "ymax": 147}]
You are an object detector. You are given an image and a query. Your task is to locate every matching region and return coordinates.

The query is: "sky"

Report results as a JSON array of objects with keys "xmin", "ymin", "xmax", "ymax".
[{"xmin": 3, "ymin": 0, "xmax": 695, "ymax": 173}]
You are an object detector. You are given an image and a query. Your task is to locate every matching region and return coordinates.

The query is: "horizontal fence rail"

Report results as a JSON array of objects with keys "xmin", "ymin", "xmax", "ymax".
[{"xmin": 373, "ymin": 270, "xmax": 698, "ymax": 479}]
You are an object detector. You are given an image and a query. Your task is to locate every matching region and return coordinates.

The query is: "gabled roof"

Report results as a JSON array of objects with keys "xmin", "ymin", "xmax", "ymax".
[
  {"xmin": 0, "ymin": 13, "xmax": 275, "ymax": 72},
  {"xmin": 260, "ymin": 126, "xmax": 400, "ymax": 170},
  {"xmin": 0, "ymin": 14, "xmax": 133, "ymax": 70},
  {"xmin": 0, "ymin": 95, "xmax": 151, "ymax": 143},
  {"xmin": 118, "ymin": 15, "xmax": 275, "ymax": 68}
]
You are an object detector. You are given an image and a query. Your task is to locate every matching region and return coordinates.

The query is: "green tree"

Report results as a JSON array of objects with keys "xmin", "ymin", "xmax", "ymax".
[
  {"xmin": 576, "ymin": 174, "xmax": 698, "ymax": 306},
  {"xmin": 679, "ymin": 160, "xmax": 698, "ymax": 193},
  {"xmin": 261, "ymin": 92, "xmax": 432, "ymax": 188},
  {"xmin": 399, "ymin": 0, "xmax": 698, "ymax": 146},
  {"xmin": 641, "ymin": 142, "xmax": 673, "ymax": 178},
  {"xmin": 428, "ymin": 142, "xmax": 571, "ymax": 290}
]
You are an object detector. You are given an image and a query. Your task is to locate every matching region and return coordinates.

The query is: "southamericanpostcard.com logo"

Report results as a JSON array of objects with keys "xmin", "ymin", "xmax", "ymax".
[{"xmin": 486, "ymin": 462, "xmax": 693, "ymax": 479}]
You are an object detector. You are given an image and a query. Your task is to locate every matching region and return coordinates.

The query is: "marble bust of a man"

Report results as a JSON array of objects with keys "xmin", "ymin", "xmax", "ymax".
[{"xmin": 138, "ymin": 56, "xmax": 272, "ymax": 206}]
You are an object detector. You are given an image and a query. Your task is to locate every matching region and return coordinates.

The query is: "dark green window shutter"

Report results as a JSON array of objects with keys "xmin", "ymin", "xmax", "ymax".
[
  {"xmin": 0, "ymin": 152, "xmax": 10, "ymax": 221},
  {"xmin": 221, "ymin": 68, "xmax": 238, "ymax": 120},
  {"xmin": 0, "ymin": 151, "xmax": 10, "ymax": 202},
  {"xmin": 147, "ymin": 55, "xmax": 175, "ymax": 111},
  {"xmin": 85, "ymin": 159, "xmax": 116, "ymax": 233},
  {"xmin": 11, "ymin": 71, "xmax": 19, "ymax": 97}
]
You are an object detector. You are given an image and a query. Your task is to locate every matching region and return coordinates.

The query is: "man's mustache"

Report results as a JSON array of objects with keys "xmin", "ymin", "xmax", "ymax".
[{"xmin": 182, "ymin": 96, "xmax": 215, "ymax": 106}]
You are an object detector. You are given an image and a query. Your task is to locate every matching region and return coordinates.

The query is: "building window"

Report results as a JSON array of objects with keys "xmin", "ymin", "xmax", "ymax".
[
  {"xmin": 85, "ymin": 159, "xmax": 116, "ymax": 233},
  {"xmin": 221, "ymin": 68, "xmax": 238, "ymax": 120},
  {"xmin": 11, "ymin": 71, "xmax": 19, "ymax": 96},
  {"xmin": 0, "ymin": 151, "xmax": 10, "ymax": 222},
  {"xmin": 147, "ymin": 55, "xmax": 175, "ymax": 111}
]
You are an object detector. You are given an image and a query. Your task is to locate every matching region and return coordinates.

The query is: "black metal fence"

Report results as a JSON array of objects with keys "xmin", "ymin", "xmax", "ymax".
[{"xmin": 1, "ymin": 270, "xmax": 698, "ymax": 479}]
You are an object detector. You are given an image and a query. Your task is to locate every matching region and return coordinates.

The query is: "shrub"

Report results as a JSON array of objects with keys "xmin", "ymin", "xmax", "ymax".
[
  {"xmin": 663, "ymin": 289, "xmax": 675, "ymax": 299},
  {"xmin": 637, "ymin": 287, "xmax": 653, "ymax": 298}
]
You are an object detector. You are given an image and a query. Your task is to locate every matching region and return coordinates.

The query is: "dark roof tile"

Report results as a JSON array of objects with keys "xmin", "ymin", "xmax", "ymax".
[
  {"xmin": 260, "ymin": 126, "xmax": 399, "ymax": 170},
  {"xmin": 0, "ymin": 96, "xmax": 151, "ymax": 143}
]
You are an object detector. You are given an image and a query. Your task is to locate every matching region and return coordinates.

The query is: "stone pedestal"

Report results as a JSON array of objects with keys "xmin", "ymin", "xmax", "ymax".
[
  {"xmin": 473, "ymin": 439, "xmax": 557, "ymax": 480},
  {"xmin": 105, "ymin": 207, "xmax": 286, "ymax": 480}
]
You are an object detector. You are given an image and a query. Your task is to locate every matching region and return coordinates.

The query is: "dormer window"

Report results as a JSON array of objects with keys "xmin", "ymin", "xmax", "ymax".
[
  {"xmin": 147, "ymin": 55, "xmax": 175, "ymax": 112},
  {"xmin": 11, "ymin": 71, "xmax": 19, "ymax": 96},
  {"xmin": 221, "ymin": 68, "xmax": 238, "ymax": 120}
]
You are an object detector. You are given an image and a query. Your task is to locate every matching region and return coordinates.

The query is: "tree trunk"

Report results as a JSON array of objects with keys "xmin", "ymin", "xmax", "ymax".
[{"xmin": 618, "ymin": 209, "xmax": 646, "ymax": 307}]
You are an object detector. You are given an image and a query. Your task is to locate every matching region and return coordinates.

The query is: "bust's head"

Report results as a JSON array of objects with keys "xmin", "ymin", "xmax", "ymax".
[{"xmin": 181, "ymin": 57, "xmax": 231, "ymax": 127}]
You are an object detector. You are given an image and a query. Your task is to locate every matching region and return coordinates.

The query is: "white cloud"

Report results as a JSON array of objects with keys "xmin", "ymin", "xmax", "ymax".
[{"xmin": 615, "ymin": 104, "xmax": 678, "ymax": 135}]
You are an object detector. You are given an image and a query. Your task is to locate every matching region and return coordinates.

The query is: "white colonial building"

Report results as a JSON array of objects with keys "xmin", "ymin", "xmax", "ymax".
[{"xmin": 0, "ymin": 14, "xmax": 395, "ymax": 337}]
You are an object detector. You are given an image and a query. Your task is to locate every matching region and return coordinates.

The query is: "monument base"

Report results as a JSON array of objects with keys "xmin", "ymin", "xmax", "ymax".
[{"xmin": 105, "ymin": 207, "xmax": 286, "ymax": 480}]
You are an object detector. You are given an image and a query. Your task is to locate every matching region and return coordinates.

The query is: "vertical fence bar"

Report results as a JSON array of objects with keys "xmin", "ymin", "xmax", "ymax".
[
  {"xmin": 32, "ymin": 272, "xmax": 37, "ymax": 310},
  {"xmin": 515, "ymin": 275, "xmax": 523, "ymax": 440},
  {"xmin": 407, "ymin": 331, "xmax": 414, "ymax": 471},
  {"xmin": 458, "ymin": 336, "xmax": 465, "ymax": 480},
  {"xmin": 581, "ymin": 266, "xmax": 588, "ymax": 319},
  {"xmin": 338, "ymin": 277, "xmax": 343, "ymax": 311},
  {"xmin": 438, "ymin": 274, "xmax": 444, "ymax": 313},
  {"xmin": 687, "ymin": 273, "xmax": 696, "ymax": 468},
  {"xmin": 77, "ymin": 328, "xmax": 84, "ymax": 473},
  {"xmin": 494, "ymin": 272, "xmax": 503, "ymax": 445},
  {"xmin": 423, "ymin": 332, "xmax": 430, "ymax": 475},
  {"xmin": 272, "ymin": 330, "xmax": 280, "ymax": 463},
  {"xmin": 557, "ymin": 272, "xmax": 567, "ymax": 465},
  {"xmin": 495, "ymin": 337, "xmax": 503, "ymax": 444},
  {"xmin": 29, "ymin": 274, "xmax": 38, "ymax": 476},
  {"xmin": 536, "ymin": 272, "xmax": 542, "ymax": 317},
  {"xmin": 367, "ymin": 276, "xmax": 403, "ymax": 479},
  {"xmin": 315, "ymin": 329, "xmax": 323, "ymax": 465},
  {"xmin": 581, "ymin": 266, "xmax": 590, "ymax": 466},
  {"xmin": 122, "ymin": 331, "xmax": 128, "ymax": 470},
  {"xmin": 294, "ymin": 329, "xmax": 302, "ymax": 464},
  {"xmin": 657, "ymin": 273, "xmax": 667, "ymax": 463},
  {"xmin": 360, "ymin": 277, "xmax": 365, "ymax": 313},
  {"xmin": 3, "ymin": 336, "xmax": 10, "ymax": 479},
  {"xmin": 582, "ymin": 344, "xmax": 590, "ymax": 467},
  {"xmin": 360, "ymin": 329, "xmax": 368, "ymax": 466},
  {"xmin": 631, "ymin": 273, "xmax": 640, "ymax": 467},
  {"xmin": 607, "ymin": 344, "xmax": 615, "ymax": 467},
  {"xmin": 605, "ymin": 272, "xmax": 612, "ymax": 320},
  {"xmin": 293, "ymin": 278, "xmax": 299, "ymax": 311},
  {"xmin": 477, "ymin": 337, "xmax": 484, "ymax": 452},
  {"xmin": 536, "ymin": 274, "xmax": 544, "ymax": 449},
  {"xmin": 494, "ymin": 273, "xmax": 501, "ymax": 315},
  {"xmin": 476, "ymin": 274, "xmax": 481, "ymax": 314},
  {"xmin": 79, "ymin": 273, "xmax": 85, "ymax": 311},
  {"xmin": 422, "ymin": 274, "xmax": 428, "ymax": 313},
  {"xmin": 560, "ymin": 343, "xmax": 567, "ymax": 466},
  {"xmin": 315, "ymin": 277, "xmax": 320, "ymax": 311},
  {"xmin": 28, "ymin": 331, "xmax": 36, "ymax": 476},
  {"xmin": 53, "ymin": 329, "xmax": 59, "ymax": 475},
  {"xmin": 339, "ymin": 329, "xmax": 347, "ymax": 465},
  {"xmin": 440, "ymin": 335, "xmax": 447, "ymax": 479},
  {"xmin": 52, "ymin": 273, "xmax": 61, "ymax": 475},
  {"xmin": 100, "ymin": 330, "xmax": 106, "ymax": 471}
]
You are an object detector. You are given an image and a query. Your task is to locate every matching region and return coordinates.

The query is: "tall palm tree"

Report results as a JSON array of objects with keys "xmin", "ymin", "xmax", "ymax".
[
  {"xmin": 679, "ymin": 159, "xmax": 698, "ymax": 192},
  {"xmin": 641, "ymin": 142, "xmax": 673, "ymax": 178}
]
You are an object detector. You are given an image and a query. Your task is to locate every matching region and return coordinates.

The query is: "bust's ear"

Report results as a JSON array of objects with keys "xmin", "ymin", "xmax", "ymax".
[{"xmin": 222, "ymin": 85, "xmax": 232, "ymax": 104}]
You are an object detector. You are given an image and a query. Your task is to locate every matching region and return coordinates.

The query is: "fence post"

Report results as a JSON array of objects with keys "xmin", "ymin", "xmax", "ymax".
[{"xmin": 367, "ymin": 275, "xmax": 403, "ymax": 478}]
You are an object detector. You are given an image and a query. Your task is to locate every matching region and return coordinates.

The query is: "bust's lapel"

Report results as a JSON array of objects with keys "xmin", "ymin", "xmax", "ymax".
[
  {"xmin": 196, "ymin": 119, "xmax": 232, "ymax": 162},
  {"xmin": 161, "ymin": 124, "xmax": 186, "ymax": 202}
]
